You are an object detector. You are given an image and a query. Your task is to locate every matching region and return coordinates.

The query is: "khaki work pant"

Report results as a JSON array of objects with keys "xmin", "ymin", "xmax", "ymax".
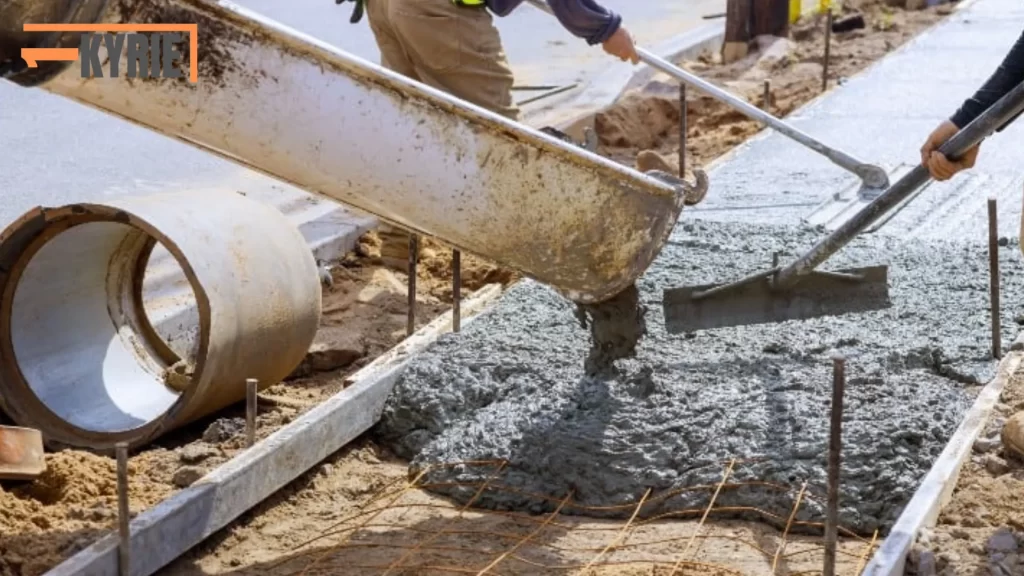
[{"xmin": 365, "ymin": 0, "xmax": 520, "ymax": 120}]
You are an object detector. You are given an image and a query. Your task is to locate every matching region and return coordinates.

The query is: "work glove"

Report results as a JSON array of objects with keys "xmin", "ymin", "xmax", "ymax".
[{"xmin": 336, "ymin": 0, "xmax": 365, "ymax": 24}]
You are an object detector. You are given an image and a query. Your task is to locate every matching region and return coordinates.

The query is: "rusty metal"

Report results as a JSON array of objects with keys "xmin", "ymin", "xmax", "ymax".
[
  {"xmin": 989, "ymin": 197, "xmax": 1002, "ymax": 359},
  {"xmin": 453, "ymin": 249, "xmax": 462, "ymax": 332},
  {"xmin": 763, "ymin": 79, "xmax": 771, "ymax": 113},
  {"xmin": 823, "ymin": 11, "xmax": 833, "ymax": 92},
  {"xmin": 1, "ymin": 0, "xmax": 703, "ymax": 306},
  {"xmin": 408, "ymin": 235, "xmax": 418, "ymax": 337},
  {"xmin": 0, "ymin": 424, "xmax": 44, "ymax": 480},
  {"xmin": 0, "ymin": 190, "xmax": 321, "ymax": 450},
  {"xmin": 823, "ymin": 354, "xmax": 846, "ymax": 576},
  {"xmin": 116, "ymin": 441, "xmax": 130, "ymax": 576},
  {"xmin": 246, "ymin": 378, "xmax": 258, "ymax": 447},
  {"xmin": 679, "ymin": 84, "xmax": 687, "ymax": 177}
]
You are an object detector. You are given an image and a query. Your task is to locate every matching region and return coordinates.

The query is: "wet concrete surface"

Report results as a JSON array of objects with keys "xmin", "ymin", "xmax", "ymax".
[
  {"xmin": 376, "ymin": 220, "xmax": 1024, "ymax": 534},
  {"xmin": 374, "ymin": 0, "xmax": 1024, "ymax": 536}
]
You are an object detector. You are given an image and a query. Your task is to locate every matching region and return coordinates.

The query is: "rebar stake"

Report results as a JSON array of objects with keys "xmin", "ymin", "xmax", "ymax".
[
  {"xmin": 246, "ymin": 378, "xmax": 258, "ymax": 447},
  {"xmin": 407, "ymin": 234, "xmax": 418, "ymax": 337},
  {"xmin": 763, "ymin": 79, "xmax": 771, "ymax": 113},
  {"xmin": 823, "ymin": 354, "xmax": 846, "ymax": 576},
  {"xmin": 453, "ymin": 249, "xmax": 462, "ymax": 332},
  {"xmin": 116, "ymin": 441, "xmax": 130, "ymax": 576},
  {"xmin": 989, "ymin": 197, "xmax": 1002, "ymax": 359},
  {"xmin": 822, "ymin": 10, "xmax": 833, "ymax": 92},
  {"xmin": 678, "ymin": 83, "xmax": 687, "ymax": 176}
]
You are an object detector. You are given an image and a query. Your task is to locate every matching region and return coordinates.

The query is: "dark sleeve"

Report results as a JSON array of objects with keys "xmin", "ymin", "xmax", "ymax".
[
  {"xmin": 545, "ymin": 0, "xmax": 621, "ymax": 45},
  {"xmin": 950, "ymin": 28, "xmax": 1024, "ymax": 130}
]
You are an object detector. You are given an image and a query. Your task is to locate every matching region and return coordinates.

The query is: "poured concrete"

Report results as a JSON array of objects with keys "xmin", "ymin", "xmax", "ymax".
[
  {"xmin": 377, "ymin": 220, "xmax": 1024, "ymax": 534},
  {"xmin": 375, "ymin": 0, "xmax": 1024, "ymax": 537}
]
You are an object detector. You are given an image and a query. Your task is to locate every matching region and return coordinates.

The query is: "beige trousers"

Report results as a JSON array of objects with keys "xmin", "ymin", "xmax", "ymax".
[{"xmin": 365, "ymin": 0, "xmax": 520, "ymax": 120}]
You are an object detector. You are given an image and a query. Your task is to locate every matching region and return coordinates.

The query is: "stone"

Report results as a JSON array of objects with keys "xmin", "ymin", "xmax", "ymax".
[
  {"xmin": 985, "ymin": 454, "xmax": 1011, "ymax": 476},
  {"xmin": 202, "ymin": 418, "xmax": 245, "ymax": 444},
  {"xmin": 1002, "ymin": 412, "xmax": 1024, "ymax": 461},
  {"xmin": 950, "ymin": 527, "xmax": 970, "ymax": 540},
  {"xmin": 988, "ymin": 527, "xmax": 1019, "ymax": 553},
  {"xmin": 179, "ymin": 442, "xmax": 219, "ymax": 464},
  {"xmin": 172, "ymin": 465, "xmax": 206, "ymax": 488},
  {"xmin": 914, "ymin": 546, "xmax": 938, "ymax": 576},
  {"xmin": 975, "ymin": 436, "xmax": 1000, "ymax": 454}
]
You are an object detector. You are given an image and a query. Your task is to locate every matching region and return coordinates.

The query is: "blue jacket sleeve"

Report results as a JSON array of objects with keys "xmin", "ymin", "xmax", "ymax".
[
  {"xmin": 950, "ymin": 28, "xmax": 1024, "ymax": 132},
  {"xmin": 545, "ymin": 0, "xmax": 622, "ymax": 45}
]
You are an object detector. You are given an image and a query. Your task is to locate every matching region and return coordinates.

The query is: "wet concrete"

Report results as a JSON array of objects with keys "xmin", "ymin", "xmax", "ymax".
[
  {"xmin": 376, "ymin": 219, "xmax": 1024, "ymax": 535},
  {"xmin": 374, "ymin": 0, "xmax": 1024, "ymax": 537}
]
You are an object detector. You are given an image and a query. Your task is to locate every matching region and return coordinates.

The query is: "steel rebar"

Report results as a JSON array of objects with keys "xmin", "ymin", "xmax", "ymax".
[
  {"xmin": 989, "ymin": 197, "xmax": 1002, "ymax": 359},
  {"xmin": 823, "ymin": 354, "xmax": 846, "ymax": 576},
  {"xmin": 408, "ymin": 234, "xmax": 418, "ymax": 337},
  {"xmin": 453, "ymin": 249, "xmax": 462, "ymax": 332},
  {"xmin": 246, "ymin": 378, "xmax": 258, "ymax": 447},
  {"xmin": 116, "ymin": 441, "xmax": 130, "ymax": 576}
]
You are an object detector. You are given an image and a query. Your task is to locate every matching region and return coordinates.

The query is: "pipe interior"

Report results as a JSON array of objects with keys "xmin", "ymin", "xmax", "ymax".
[{"xmin": 10, "ymin": 221, "xmax": 197, "ymax": 433}]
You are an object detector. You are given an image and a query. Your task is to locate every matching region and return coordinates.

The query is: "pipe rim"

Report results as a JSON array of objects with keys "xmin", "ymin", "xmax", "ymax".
[{"xmin": 0, "ymin": 205, "xmax": 211, "ymax": 449}]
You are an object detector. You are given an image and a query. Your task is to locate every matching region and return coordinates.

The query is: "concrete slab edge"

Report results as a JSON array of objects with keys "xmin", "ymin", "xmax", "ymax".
[
  {"xmin": 862, "ymin": 347, "xmax": 1024, "ymax": 575},
  {"xmin": 45, "ymin": 283, "xmax": 506, "ymax": 576}
]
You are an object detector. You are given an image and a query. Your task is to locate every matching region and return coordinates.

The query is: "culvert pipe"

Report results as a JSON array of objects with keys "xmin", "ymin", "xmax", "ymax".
[
  {"xmin": 0, "ymin": 0, "xmax": 700, "ymax": 305},
  {"xmin": 0, "ymin": 190, "xmax": 321, "ymax": 450}
]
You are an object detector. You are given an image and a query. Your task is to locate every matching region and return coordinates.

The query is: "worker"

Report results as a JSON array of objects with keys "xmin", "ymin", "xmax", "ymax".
[
  {"xmin": 339, "ymin": 0, "xmax": 639, "ymax": 121},
  {"xmin": 919, "ymin": 30, "xmax": 1024, "ymax": 181}
]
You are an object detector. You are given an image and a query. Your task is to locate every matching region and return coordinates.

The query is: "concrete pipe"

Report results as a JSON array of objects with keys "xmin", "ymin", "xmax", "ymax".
[
  {"xmin": 0, "ymin": 190, "xmax": 321, "ymax": 450},
  {"xmin": 0, "ymin": 0, "xmax": 704, "ymax": 305}
]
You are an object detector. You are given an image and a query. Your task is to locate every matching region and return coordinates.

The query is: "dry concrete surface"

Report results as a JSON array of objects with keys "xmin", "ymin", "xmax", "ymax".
[{"xmin": 0, "ymin": 2, "xmax": 960, "ymax": 575}]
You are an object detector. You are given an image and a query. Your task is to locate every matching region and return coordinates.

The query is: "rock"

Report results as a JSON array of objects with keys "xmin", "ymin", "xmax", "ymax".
[
  {"xmin": 938, "ymin": 550, "xmax": 960, "ymax": 565},
  {"xmin": 985, "ymin": 454, "xmax": 1011, "ymax": 476},
  {"xmin": 292, "ymin": 326, "xmax": 365, "ymax": 376},
  {"xmin": 172, "ymin": 466, "xmax": 206, "ymax": 488},
  {"xmin": 179, "ymin": 442, "xmax": 219, "ymax": 464},
  {"xmin": 918, "ymin": 528, "xmax": 935, "ymax": 548},
  {"xmin": 1001, "ymin": 412, "xmax": 1024, "ymax": 460},
  {"xmin": 917, "ymin": 541, "xmax": 937, "ymax": 573},
  {"xmin": 202, "ymin": 418, "xmax": 244, "ymax": 444},
  {"xmin": 988, "ymin": 527, "xmax": 1019, "ymax": 553},
  {"xmin": 975, "ymin": 436, "xmax": 1000, "ymax": 454}
]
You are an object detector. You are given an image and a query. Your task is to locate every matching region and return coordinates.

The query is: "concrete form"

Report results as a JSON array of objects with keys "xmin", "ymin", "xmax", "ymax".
[{"xmin": 44, "ymin": 284, "xmax": 505, "ymax": 576}]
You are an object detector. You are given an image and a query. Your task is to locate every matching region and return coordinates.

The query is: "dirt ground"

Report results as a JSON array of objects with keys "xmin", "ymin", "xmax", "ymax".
[
  {"xmin": 0, "ymin": 2, "xmax": 951, "ymax": 575},
  {"xmin": 906, "ymin": 362, "xmax": 1024, "ymax": 576}
]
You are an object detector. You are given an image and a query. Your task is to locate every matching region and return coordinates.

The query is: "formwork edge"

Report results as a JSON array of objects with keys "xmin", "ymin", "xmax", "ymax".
[
  {"xmin": 862, "ymin": 348, "xmax": 1023, "ymax": 575},
  {"xmin": 44, "ymin": 283, "xmax": 506, "ymax": 576}
]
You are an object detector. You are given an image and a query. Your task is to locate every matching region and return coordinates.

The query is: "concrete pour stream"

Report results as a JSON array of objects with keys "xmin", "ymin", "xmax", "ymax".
[{"xmin": 375, "ymin": 218, "xmax": 1024, "ymax": 535}]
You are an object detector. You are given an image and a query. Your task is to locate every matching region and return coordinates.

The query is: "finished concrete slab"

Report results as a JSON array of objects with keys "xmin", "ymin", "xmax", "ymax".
[{"xmin": 373, "ymin": 0, "xmax": 1024, "ymax": 545}]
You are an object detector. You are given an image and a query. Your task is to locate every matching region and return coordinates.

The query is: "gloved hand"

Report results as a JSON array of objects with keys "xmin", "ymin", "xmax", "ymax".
[{"xmin": 336, "ymin": 0, "xmax": 365, "ymax": 24}]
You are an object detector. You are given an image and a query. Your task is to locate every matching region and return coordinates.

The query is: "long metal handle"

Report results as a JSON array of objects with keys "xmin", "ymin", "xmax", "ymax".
[
  {"xmin": 524, "ymin": 0, "xmax": 889, "ymax": 189},
  {"xmin": 774, "ymin": 79, "xmax": 1024, "ymax": 288}
]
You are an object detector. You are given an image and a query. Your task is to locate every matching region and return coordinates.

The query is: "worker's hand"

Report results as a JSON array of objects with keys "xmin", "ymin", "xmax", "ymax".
[
  {"xmin": 919, "ymin": 119, "xmax": 979, "ymax": 181},
  {"xmin": 603, "ymin": 26, "xmax": 639, "ymax": 65}
]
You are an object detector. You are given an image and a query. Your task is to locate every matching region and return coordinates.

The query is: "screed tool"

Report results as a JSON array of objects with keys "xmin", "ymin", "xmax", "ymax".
[{"xmin": 662, "ymin": 80, "xmax": 1024, "ymax": 332}]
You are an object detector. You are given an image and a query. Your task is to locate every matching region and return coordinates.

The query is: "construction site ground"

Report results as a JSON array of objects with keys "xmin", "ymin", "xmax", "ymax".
[{"xmin": 0, "ymin": 0, "xmax": 1013, "ymax": 574}]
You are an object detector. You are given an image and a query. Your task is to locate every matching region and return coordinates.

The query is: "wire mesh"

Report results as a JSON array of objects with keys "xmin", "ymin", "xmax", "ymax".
[{"xmin": 277, "ymin": 459, "xmax": 879, "ymax": 576}]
